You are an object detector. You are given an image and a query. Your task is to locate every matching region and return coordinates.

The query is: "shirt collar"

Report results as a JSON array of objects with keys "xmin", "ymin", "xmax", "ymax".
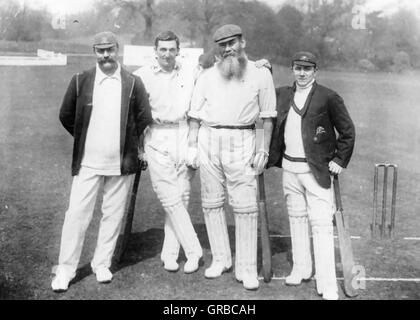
[
  {"xmin": 151, "ymin": 59, "xmax": 182, "ymax": 74},
  {"xmin": 95, "ymin": 62, "xmax": 121, "ymax": 84},
  {"xmin": 294, "ymin": 79, "xmax": 315, "ymax": 92}
]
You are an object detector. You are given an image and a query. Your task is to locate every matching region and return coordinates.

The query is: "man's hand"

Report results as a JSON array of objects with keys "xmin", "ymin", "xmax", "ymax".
[
  {"xmin": 186, "ymin": 146, "xmax": 199, "ymax": 169},
  {"xmin": 255, "ymin": 59, "xmax": 272, "ymax": 72},
  {"xmin": 138, "ymin": 148, "xmax": 148, "ymax": 171},
  {"xmin": 252, "ymin": 150, "xmax": 269, "ymax": 175},
  {"xmin": 329, "ymin": 161, "xmax": 343, "ymax": 175}
]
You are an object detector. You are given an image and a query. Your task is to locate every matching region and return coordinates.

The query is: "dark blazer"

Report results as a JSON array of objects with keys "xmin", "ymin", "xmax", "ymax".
[
  {"xmin": 267, "ymin": 82, "xmax": 355, "ymax": 188},
  {"xmin": 59, "ymin": 66, "xmax": 153, "ymax": 176}
]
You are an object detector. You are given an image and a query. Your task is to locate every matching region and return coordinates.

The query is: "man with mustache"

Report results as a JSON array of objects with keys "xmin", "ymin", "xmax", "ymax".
[
  {"xmin": 134, "ymin": 31, "xmax": 203, "ymax": 273},
  {"xmin": 267, "ymin": 52, "xmax": 355, "ymax": 299},
  {"xmin": 187, "ymin": 24, "xmax": 277, "ymax": 290},
  {"xmin": 52, "ymin": 31, "xmax": 153, "ymax": 292}
]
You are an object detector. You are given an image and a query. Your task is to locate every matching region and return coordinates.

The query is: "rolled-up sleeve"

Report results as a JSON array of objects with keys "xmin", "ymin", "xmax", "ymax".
[{"xmin": 258, "ymin": 68, "xmax": 277, "ymax": 119}]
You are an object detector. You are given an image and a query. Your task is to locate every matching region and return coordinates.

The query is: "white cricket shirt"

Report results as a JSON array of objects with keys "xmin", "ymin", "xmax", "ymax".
[
  {"xmin": 81, "ymin": 63, "xmax": 122, "ymax": 175},
  {"xmin": 188, "ymin": 62, "xmax": 277, "ymax": 126},
  {"xmin": 134, "ymin": 61, "xmax": 195, "ymax": 124},
  {"xmin": 283, "ymin": 80, "xmax": 314, "ymax": 173}
]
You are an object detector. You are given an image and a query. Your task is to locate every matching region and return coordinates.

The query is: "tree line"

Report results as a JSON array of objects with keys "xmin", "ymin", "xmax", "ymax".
[{"xmin": 0, "ymin": 0, "xmax": 419, "ymax": 71}]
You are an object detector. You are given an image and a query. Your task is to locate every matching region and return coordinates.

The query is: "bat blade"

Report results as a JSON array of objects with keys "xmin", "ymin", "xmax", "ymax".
[
  {"xmin": 113, "ymin": 168, "xmax": 142, "ymax": 264},
  {"xmin": 258, "ymin": 174, "xmax": 273, "ymax": 283},
  {"xmin": 334, "ymin": 176, "xmax": 359, "ymax": 297}
]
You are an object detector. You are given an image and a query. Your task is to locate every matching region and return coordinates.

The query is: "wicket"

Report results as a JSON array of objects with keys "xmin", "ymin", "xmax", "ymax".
[{"xmin": 371, "ymin": 163, "xmax": 398, "ymax": 238}]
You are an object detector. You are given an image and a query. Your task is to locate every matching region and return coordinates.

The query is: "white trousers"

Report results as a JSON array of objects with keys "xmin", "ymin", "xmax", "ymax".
[
  {"xmin": 145, "ymin": 123, "xmax": 201, "ymax": 261},
  {"xmin": 198, "ymin": 126, "xmax": 258, "ymax": 213},
  {"xmin": 198, "ymin": 126, "xmax": 258, "ymax": 278},
  {"xmin": 57, "ymin": 167, "xmax": 134, "ymax": 279},
  {"xmin": 283, "ymin": 170, "xmax": 334, "ymax": 222},
  {"xmin": 283, "ymin": 170, "xmax": 338, "ymax": 293}
]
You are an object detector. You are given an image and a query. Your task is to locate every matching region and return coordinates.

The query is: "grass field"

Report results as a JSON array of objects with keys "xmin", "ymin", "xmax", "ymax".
[{"xmin": 0, "ymin": 56, "xmax": 420, "ymax": 300}]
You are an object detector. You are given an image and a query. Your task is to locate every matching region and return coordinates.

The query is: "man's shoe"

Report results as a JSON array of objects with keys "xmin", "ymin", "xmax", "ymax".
[
  {"xmin": 95, "ymin": 267, "xmax": 113, "ymax": 283},
  {"xmin": 285, "ymin": 269, "xmax": 312, "ymax": 286},
  {"xmin": 204, "ymin": 263, "xmax": 231, "ymax": 279},
  {"xmin": 163, "ymin": 259, "xmax": 179, "ymax": 272},
  {"xmin": 322, "ymin": 289, "xmax": 339, "ymax": 300},
  {"xmin": 184, "ymin": 256, "xmax": 200, "ymax": 274},
  {"xmin": 51, "ymin": 269, "xmax": 72, "ymax": 293},
  {"xmin": 242, "ymin": 274, "xmax": 259, "ymax": 290}
]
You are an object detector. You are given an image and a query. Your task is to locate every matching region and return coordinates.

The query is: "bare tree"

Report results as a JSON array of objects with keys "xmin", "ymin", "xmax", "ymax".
[
  {"xmin": 156, "ymin": 0, "xmax": 226, "ymax": 49},
  {"xmin": 114, "ymin": 0, "xmax": 155, "ymax": 41},
  {"xmin": 0, "ymin": 0, "xmax": 22, "ymax": 40}
]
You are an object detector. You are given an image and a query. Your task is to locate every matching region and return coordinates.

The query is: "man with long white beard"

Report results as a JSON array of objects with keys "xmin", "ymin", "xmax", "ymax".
[{"xmin": 187, "ymin": 24, "xmax": 277, "ymax": 290}]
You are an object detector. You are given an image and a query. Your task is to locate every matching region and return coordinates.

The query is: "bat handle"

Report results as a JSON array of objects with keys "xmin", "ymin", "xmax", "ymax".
[
  {"xmin": 333, "ymin": 175, "xmax": 343, "ymax": 211},
  {"xmin": 258, "ymin": 173, "xmax": 266, "ymax": 201}
]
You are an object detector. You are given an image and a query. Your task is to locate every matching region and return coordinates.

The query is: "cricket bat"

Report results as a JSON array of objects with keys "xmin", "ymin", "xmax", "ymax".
[
  {"xmin": 258, "ymin": 173, "xmax": 273, "ymax": 282},
  {"xmin": 333, "ymin": 175, "xmax": 359, "ymax": 297},
  {"xmin": 113, "ymin": 167, "xmax": 142, "ymax": 264}
]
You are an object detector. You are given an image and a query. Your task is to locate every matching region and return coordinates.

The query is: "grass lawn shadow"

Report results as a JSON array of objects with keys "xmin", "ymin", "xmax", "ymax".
[
  {"xmin": 70, "ymin": 263, "xmax": 93, "ymax": 286},
  {"xmin": 112, "ymin": 228, "xmax": 164, "ymax": 272},
  {"xmin": 110, "ymin": 222, "xmax": 286, "ymax": 273}
]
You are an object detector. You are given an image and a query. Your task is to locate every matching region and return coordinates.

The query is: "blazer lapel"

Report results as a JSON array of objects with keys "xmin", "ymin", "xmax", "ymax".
[
  {"xmin": 279, "ymin": 86, "xmax": 294, "ymax": 124},
  {"xmin": 300, "ymin": 81, "xmax": 317, "ymax": 118},
  {"xmin": 120, "ymin": 68, "xmax": 134, "ymax": 157},
  {"xmin": 79, "ymin": 68, "xmax": 96, "ymax": 135}
]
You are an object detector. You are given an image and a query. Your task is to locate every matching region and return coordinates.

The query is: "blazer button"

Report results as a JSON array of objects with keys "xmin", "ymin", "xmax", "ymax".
[{"xmin": 314, "ymin": 137, "xmax": 318, "ymax": 142}]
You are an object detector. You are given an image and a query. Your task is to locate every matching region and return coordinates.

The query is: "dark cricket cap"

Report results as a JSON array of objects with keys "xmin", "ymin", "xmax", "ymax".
[
  {"xmin": 93, "ymin": 31, "xmax": 118, "ymax": 49},
  {"xmin": 292, "ymin": 51, "xmax": 318, "ymax": 67},
  {"xmin": 213, "ymin": 24, "xmax": 242, "ymax": 43}
]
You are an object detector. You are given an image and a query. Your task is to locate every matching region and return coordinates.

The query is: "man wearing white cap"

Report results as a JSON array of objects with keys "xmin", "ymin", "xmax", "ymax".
[
  {"xmin": 52, "ymin": 31, "xmax": 153, "ymax": 292},
  {"xmin": 187, "ymin": 24, "xmax": 277, "ymax": 290},
  {"xmin": 267, "ymin": 51, "xmax": 355, "ymax": 299}
]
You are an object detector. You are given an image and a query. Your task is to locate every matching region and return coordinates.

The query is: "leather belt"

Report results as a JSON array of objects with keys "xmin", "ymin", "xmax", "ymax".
[
  {"xmin": 284, "ymin": 153, "xmax": 307, "ymax": 163},
  {"xmin": 210, "ymin": 124, "xmax": 256, "ymax": 130}
]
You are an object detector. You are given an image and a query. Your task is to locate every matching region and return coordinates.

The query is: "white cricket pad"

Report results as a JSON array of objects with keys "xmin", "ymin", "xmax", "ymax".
[
  {"xmin": 164, "ymin": 202, "xmax": 202, "ymax": 259},
  {"xmin": 286, "ymin": 215, "xmax": 312, "ymax": 284},
  {"xmin": 160, "ymin": 213, "xmax": 181, "ymax": 262},
  {"xmin": 203, "ymin": 207, "xmax": 232, "ymax": 267},
  {"xmin": 312, "ymin": 222, "xmax": 338, "ymax": 298},
  {"xmin": 235, "ymin": 212, "xmax": 258, "ymax": 284}
]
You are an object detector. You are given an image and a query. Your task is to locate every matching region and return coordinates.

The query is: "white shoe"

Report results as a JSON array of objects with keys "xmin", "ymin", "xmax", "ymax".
[
  {"xmin": 322, "ymin": 289, "xmax": 339, "ymax": 300},
  {"xmin": 204, "ymin": 262, "xmax": 231, "ymax": 279},
  {"xmin": 95, "ymin": 267, "xmax": 113, "ymax": 283},
  {"xmin": 184, "ymin": 256, "xmax": 201, "ymax": 274},
  {"xmin": 51, "ymin": 269, "xmax": 72, "ymax": 292},
  {"xmin": 285, "ymin": 269, "xmax": 312, "ymax": 286},
  {"xmin": 242, "ymin": 274, "xmax": 259, "ymax": 290},
  {"xmin": 163, "ymin": 259, "xmax": 179, "ymax": 272},
  {"xmin": 235, "ymin": 269, "xmax": 243, "ymax": 283}
]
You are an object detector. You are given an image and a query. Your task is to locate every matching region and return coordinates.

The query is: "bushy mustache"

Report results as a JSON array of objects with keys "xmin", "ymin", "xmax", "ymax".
[
  {"xmin": 222, "ymin": 52, "xmax": 235, "ymax": 58},
  {"xmin": 98, "ymin": 57, "xmax": 116, "ymax": 64}
]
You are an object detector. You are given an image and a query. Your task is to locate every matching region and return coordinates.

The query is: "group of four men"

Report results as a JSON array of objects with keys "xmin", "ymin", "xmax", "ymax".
[{"xmin": 52, "ymin": 24, "xmax": 355, "ymax": 300}]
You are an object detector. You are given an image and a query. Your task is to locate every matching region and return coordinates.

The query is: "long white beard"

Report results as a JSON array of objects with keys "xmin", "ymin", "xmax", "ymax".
[{"xmin": 217, "ymin": 53, "xmax": 248, "ymax": 80}]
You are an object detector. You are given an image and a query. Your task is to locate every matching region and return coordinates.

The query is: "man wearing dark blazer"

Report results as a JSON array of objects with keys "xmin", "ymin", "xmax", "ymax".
[
  {"xmin": 52, "ymin": 31, "xmax": 153, "ymax": 292},
  {"xmin": 267, "ymin": 52, "xmax": 355, "ymax": 300}
]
